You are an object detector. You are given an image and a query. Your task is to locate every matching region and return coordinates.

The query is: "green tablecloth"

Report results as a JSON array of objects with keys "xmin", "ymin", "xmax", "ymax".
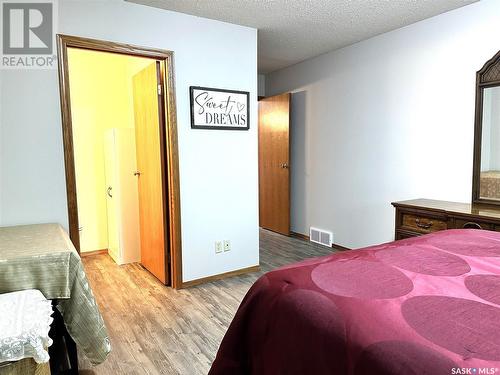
[{"xmin": 0, "ymin": 224, "xmax": 111, "ymax": 365}]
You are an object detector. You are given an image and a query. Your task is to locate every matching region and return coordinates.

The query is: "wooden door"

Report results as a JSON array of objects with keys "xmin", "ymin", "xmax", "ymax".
[
  {"xmin": 133, "ymin": 62, "xmax": 168, "ymax": 284},
  {"xmin": 258, "ymin": 93, "xmax": 291, "ymax": 235}
]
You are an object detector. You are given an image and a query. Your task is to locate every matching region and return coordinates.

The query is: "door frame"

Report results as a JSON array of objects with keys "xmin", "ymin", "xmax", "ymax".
[{"xmin": 56, "ymin": 34, "xmax": 183, "ymax": 289}]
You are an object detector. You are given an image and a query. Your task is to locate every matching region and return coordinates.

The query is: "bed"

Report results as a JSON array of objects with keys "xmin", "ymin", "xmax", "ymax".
[{"xmin": 209, "ymin": 229, "xmax": 500, "ymax": 375}]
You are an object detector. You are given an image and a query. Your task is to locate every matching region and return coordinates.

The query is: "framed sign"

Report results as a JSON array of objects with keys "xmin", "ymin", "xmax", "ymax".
[{"xmin": 190, "ymin": 86, "xmax": 250, "ymax": 130}]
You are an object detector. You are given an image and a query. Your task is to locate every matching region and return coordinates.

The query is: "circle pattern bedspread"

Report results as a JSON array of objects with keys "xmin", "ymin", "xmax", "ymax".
[{"xmin": 209, "ymin": 229, "xmax": 500, "ymax": 375}]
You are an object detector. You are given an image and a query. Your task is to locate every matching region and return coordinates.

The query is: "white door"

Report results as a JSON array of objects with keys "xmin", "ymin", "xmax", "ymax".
[
  {"xmin": 104, "ymin": 129, "xmax": 120, "ymax": 263},
  {"xmin": 104, "ymin": 128, "xmax": 141, "ymax": 265},
  {"xmin": 115, "ymin": 128, "xmax": 141, "ymax": 264}
]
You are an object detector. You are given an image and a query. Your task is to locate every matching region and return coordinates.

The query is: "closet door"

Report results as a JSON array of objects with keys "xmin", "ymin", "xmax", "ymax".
[
  {"xmin": 115, "ymin": 129, "xmax": 141, "ymax": 264},
  {"xmin": 104, "ymin": 129, "xmax": 120, "ymax": 263}
]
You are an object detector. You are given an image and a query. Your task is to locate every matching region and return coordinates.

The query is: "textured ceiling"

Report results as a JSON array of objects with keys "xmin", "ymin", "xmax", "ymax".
[{"xmin": 127, "ymin": 0, "xmax": 477, "ymax": 73}]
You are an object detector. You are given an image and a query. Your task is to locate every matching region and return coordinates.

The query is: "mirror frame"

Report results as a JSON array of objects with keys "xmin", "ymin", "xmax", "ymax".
[{"xmin": 472, "ymin": 49, "xmax": 500, "ymax": 205}]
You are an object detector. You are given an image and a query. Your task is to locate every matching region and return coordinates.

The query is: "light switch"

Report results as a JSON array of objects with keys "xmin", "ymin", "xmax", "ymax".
[{"xmin": 215, "ymin": 241, "xmax": 223, "ymax": 254}]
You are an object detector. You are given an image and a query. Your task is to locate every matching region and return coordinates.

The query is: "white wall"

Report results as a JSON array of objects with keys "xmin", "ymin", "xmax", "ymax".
[
  {"xmin": 0, "ymin": 0, "xmax": 259, "ymax": 282},
  {"xmin": 266, "ymin": 0, "xmax": 500, "ymax": 249}
]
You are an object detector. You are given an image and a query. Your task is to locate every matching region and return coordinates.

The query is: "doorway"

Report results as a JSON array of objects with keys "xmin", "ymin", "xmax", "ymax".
[
  {"xmin": 258, "ymin": 93, "xmax": 291, "ymax": 236},
  {"xmin": 57, "ymin": 35, "xmax": 182, "ymax": 288}
]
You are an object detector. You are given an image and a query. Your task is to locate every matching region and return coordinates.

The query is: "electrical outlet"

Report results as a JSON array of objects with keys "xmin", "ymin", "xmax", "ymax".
[
  {"xmin": 215, "ymin": 241, "xmax": 223, "ymax": 254},
  {"xmin": 223, "ymin": 240, "xmax": 231, "ymax": 252}
]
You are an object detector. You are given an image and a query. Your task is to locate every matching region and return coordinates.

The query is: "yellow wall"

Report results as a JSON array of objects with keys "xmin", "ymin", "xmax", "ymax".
[{"xmin": 68, "ymin": 48, "xmax": 153, "ymax": 252}]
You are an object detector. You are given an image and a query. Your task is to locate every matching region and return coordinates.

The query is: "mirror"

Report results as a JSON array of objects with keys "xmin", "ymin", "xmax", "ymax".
[
  {"xmin": 472, "ymin": 51, "xmax": 500, "ymax": 205},
  {"xmin": 479, "ymin": 86, "xmax": 500, "ymax": 200}
]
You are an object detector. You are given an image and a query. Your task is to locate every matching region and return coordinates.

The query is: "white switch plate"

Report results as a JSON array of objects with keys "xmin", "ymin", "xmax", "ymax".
[
  {"xmin": 215, "ymin": 241, "xmax": 223, "ymax": 254},
  {"xmin": 223, "ymin": 240, "xmax": 231, "ymax": 252}
]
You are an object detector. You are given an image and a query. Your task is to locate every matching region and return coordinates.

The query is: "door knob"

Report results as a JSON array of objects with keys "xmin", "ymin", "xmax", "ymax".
[
  {"xmin": 280, "ymin": 163, "xmax": 289, "ymax": 169},
  {"xmin": 134, "ymin": 171, "xmax": 141, "ymax": 176}
]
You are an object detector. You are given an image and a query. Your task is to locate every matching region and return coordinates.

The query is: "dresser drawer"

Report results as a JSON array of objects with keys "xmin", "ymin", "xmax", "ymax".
[
  {"xmin": 393, "ymin": 199, "xmax": 500, "ymax": 241},
  {"xmin": 454, "ymin": 218, "xmax": 493, "ymax": 230},
  {"xmin": 401, "ymin": 213, "xmax": 447, "ymax": 234}
]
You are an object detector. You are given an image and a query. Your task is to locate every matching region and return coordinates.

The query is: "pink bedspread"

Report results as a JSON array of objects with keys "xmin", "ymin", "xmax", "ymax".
[{"xmin": 209, "ymin": 230, "xmax": 500, "ymax": 375}]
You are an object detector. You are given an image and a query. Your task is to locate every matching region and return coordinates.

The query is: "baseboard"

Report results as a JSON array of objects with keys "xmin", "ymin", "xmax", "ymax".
[
  {"xmin": 80, "ymin": 248, "xmax": 108, "ymax": 257},
  {"xmin": 182, "ymin": 265, "xmax": 261, "ymax": 288},
  {"xmin": 291, "ymin": 231, "xmax": 351, "ymax": 251},
  {"xmin": 331, "ymin": 243, "xmax": 351, "ymax": 251},
  {"xmin": 290, "ymin": 231, "xmax": 309, "ymax": 241}
]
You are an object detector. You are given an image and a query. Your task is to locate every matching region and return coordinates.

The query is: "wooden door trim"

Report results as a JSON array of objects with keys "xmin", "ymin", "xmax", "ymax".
[
  {"xmin": 56, "ymin": 34, "xmax": 183, "ymax": 289},
  {"xmin": 156, "ymin": 61, "xmax": 170, "ymax": 280}
]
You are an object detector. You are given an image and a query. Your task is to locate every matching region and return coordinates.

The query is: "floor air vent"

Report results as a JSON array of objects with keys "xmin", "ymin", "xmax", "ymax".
[{"xmin": 310, "ymin": 227, "xmax": 333, "ymax": 247}]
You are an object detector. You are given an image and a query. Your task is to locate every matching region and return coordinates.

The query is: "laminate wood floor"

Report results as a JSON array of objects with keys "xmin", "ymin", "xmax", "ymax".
[{"xmin": 79, "ymin": 229, "xmax": 334, "ymax": 375}]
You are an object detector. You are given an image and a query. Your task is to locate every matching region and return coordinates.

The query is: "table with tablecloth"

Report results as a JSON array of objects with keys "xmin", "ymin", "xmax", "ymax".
[{"xmin": 0, "ymin": 223, "xmax": 111, "ymax": 365}]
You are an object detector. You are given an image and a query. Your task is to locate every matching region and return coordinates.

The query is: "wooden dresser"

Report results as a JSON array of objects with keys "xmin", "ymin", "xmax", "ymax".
[{"xmin": 392, "ymin": 199, "xmax": 500, "ymax": 240}]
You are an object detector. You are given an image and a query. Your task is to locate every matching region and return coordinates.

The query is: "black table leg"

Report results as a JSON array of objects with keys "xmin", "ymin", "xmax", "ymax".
[
  {"xmin": 64, "ymin": 326, "xmax": 79, "ymax": 374},
  {"xmin": 49, "ymin": 300, "xmax": 79, "ymax": 375}
]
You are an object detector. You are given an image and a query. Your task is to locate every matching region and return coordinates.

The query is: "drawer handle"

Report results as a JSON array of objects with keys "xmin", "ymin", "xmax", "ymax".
[
  {"xmin": 415, "ymin": 218, "xmax": 433, "ymax": 229},
  {"xmin": 463, "ymin": 222, "xmax": 482, "ymax": 230}
]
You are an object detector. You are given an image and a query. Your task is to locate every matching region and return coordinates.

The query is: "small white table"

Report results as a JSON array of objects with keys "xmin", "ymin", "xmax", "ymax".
[{"xmin": 0, "ymin": 289, "xmax": 53, "ymax": 364}]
